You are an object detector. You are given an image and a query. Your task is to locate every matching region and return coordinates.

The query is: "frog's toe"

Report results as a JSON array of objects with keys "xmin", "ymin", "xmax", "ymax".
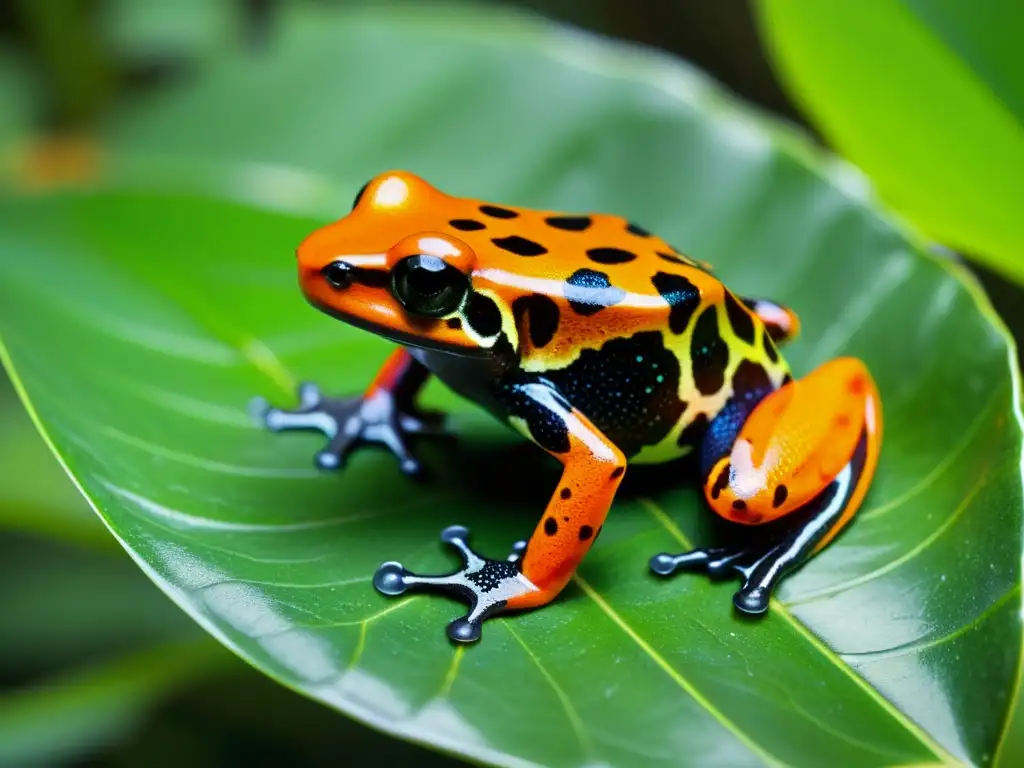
[
  {"xmin": 707, "ymin": 548, "xmax": 757, "ymax": 577},
  {"xmin": 507, "ymin": 539, "xmax": 528, "ymax": 564},
  {"xmin": 254, "ymin": 382, "xmax": 349, "ymax": 436},
  {"xmin": 398, "ymin": 409, "xmax": 450, "ymax": 437},
  {"xmin": 254, "ymin": 383, "xmax": 446, "ymax": 475},
  {"xmin": 649, "ymin": 551, "xmax": 687, "ymax": 575},
  {"xmin": 372, "ymin": 561, "xmax": 412, "ymax": 596},
  {"xmin": 447, "ymin": 616, "xmax": 483, "ymax": 644},
  {"xmin": 649, "ymin": 543, "xmax": 783, "ymax": 614},
  {"xmin": 372, "ymin": 525, "xmax": 539, "ymax": 644},
  {"xmin": 734, "ymin": 586, "xmax": 771, "ymax": 615},
  {"xmin": 373, "ymin": 422, "xmax": 426, "ymax": 476},
  {"xmin": 249, "ymin": 383, "xmax": 321, "ymax": 421},
  {"xmin": 649, "ymin": 547, "xmax": 731, "ymax": 576}
]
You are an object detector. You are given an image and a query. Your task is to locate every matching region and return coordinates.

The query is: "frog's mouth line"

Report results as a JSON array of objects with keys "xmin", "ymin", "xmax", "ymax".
[{"xmin": 305, "ymin": 296, "xmax": 491, "ymax": 359}]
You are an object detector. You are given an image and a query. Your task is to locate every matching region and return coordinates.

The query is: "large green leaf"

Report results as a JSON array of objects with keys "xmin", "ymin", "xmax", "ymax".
[
  {"xmin": 1, "ymin": 4, "xmax": 1022, "ymax": 766},
  {"xmin": 755, "ymin": 0, "xmax": 1024, "ymax": 284}
]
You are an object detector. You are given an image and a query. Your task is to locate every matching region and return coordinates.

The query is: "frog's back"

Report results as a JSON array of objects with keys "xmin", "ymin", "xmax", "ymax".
[{"xmin": 436, "ymin": 195, "xmax": 791, "ymax": 463}]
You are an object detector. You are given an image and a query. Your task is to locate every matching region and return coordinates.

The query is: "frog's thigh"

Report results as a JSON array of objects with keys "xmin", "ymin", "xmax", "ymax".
[
  {"xmin": 501, "ymin": 381, "xmax": 625, "ymax": 610},
  {"xmin": 705, "ymin": 356, "xmax": 882, "ymax": 547}
]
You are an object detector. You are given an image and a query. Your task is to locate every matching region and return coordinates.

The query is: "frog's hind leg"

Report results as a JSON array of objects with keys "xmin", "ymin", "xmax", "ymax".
[
  {"xmin": 652, "ymin": 436, "xmax": 869, "ymax": 612},
  {"xmin": 373, "ymin": 379, "xmax": 624, "ymax": 643},
  {"xmin": 251, "ymin": 347, "xmax": 448, "ymax": 475},
  {"xmin": 651, "ymin": 357, "xmax": 881, "ymax": 614}
]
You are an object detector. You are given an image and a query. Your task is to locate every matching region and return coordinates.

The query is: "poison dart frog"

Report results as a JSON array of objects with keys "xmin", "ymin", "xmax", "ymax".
[{"xmin": 255, "ymin": 171, "xmax": 882, "ymax": 643}]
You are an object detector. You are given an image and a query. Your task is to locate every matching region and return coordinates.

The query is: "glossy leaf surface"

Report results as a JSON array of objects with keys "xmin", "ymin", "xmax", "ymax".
[
  {"xmin": 1, "ymin": 5, "xmax": 1022, "ymax": 767},
  {"xmin": 756, "ymin": 0, "xmax": 1024, "ymax": 284}
]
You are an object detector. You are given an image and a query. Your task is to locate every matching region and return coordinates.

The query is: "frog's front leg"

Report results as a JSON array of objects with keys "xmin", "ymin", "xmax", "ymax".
[
  {"xmin": 651, "ymin": 357, "xmax": 881, "ymax": 613},
  {"xmin": 373, "ymin": 380, "xmax": 624, "ymax": 643},
  {"xmin": 252, "ymin": 348, "xmax": 446, "ymax": 475}
]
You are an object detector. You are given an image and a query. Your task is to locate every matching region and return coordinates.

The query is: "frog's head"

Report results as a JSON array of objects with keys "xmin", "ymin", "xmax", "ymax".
[{"xmin": 297, "ymin": 171, "xmax": 513, "ymax": 358}]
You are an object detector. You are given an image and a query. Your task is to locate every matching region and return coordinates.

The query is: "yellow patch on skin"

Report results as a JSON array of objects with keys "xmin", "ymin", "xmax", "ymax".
[
  {"xmin": 461, "ymin": 287, "xmax": 519, "ymax": 349},
  {"xmin": 636, "ymin": 303, "xmax": 791, "ymax": 466}
]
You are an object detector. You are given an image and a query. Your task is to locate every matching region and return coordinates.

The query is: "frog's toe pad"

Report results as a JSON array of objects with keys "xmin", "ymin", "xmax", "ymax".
[
  {"xmin": 372, "ymin": 525, "xmax": 539, "ymax": 644},
  {"xmin": 733, "ymin": 586, "xmax": 770, "ymax": 615},
  {"xmin": 372, "ymin": 561, "xmax": 410, "ymax": 596},
  {"xmin": 649, "ymin": 550, "xmax": 715, "ymax": 576},
  {"xmin": 649, "ymin": 553, "xmax": 680, "ymax": 575}
]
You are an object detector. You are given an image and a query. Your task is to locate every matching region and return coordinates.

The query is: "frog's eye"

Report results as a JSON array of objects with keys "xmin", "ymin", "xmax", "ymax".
[
  {"xmin": 351, "ymin": 180, "xmax": 370, "ymax": 210},
  {"xmin": 391, "ymin": 255, "xmax": 469, "ymax": 318}
]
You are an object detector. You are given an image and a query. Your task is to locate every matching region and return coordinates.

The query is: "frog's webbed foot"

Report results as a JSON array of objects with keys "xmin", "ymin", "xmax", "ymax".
[
  {"xmin": 650, "ymin": 544, "xmax": 780, "ymax": 614},
  {"xmin": 650, "ymin": 456, "xmax": 862, "ymax": 614},
  {"xmin": 373, "ymin": 526, "xmax": 537, "ymax": 643},
  {"xmin": 251, "ymin": 382, "xmax": 449, "ymax": 476},
  {"xmin": 654, "ymin": 357, "xmax": 881, "ymax": 615}
]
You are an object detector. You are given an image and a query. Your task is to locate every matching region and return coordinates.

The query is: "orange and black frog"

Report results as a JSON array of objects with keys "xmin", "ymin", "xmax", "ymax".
[{"xmin": 254, "ymin": 171, "xmax": 882, "ymax": 643}]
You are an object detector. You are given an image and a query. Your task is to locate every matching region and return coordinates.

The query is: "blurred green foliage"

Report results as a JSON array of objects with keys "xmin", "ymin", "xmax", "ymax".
[{"xmin": 757, "ymin": 0, "xmax": 1024, "ymax": 285}]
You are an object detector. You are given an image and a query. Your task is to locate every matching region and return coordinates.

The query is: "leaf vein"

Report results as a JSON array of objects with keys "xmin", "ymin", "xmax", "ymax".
[
  {"xmin": 859, "ymin": 388, "xmax": 1001, "ymax": 521},
  {"xmin": 503, "ymin": 623, "xmax": 595, "ymax": 761},
  {"xmin": 572, "ymin": 573, "xmax": 790, "ymax": 768},
  {"xmin": 840, "ymin": 584, "xmax": 1022, "ymax": 664},
  {"xmin": 639, "ymin": 497, "xmax": 958, "ymax": 765},
  {"xmin": 785, "ymin": 461, "xmax": 1000, "ymax": 605}
]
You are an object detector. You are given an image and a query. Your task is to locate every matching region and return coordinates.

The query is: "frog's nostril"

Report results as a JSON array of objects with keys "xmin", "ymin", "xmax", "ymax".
[{"xmin": 321, "ymin": 260, "xmax": 353, "ymax": 290}]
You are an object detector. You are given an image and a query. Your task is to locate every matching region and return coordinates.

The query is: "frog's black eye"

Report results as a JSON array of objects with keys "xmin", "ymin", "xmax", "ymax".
[
  {"xmin": 321, "ymin": 260, "xmax": 353, "ymax": 289},
  {"xmin": 352, "ymin": 180, "xmax": 370, "ymax": 210},
  {"xmin": 391, "ymin": 255, "xmax": 469, "ymax": 318}
]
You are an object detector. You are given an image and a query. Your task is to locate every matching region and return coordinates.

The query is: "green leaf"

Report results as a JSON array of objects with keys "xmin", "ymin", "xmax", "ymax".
[
  {"xmin": 1, "ymin": 4, "xmax": 1022, "ymax": 766},
  {"xmin": 755, "ymin": 0, "xmax": 1024, "ymax": 284}
]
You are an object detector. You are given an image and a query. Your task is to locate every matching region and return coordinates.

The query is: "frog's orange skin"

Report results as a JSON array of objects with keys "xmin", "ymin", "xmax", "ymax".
[
  {"xmin": 500, "ymin": 387, "xmax": 625, "ymax": 611},
  {"xmin": 706, "ymin": 358, "xmax": 882, "ymax": 530},
  {"xmin": 258, "ymin": 171, "xmax": 884, "ymax": 642}
]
